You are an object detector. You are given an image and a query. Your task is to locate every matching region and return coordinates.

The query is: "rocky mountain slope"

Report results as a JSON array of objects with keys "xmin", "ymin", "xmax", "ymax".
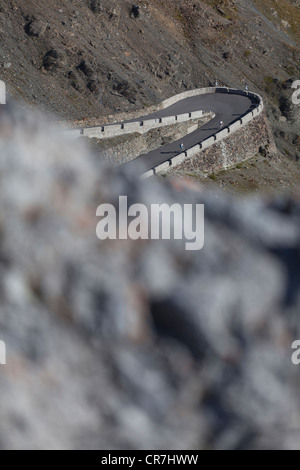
[{"xmin": 0, "ymin": 0, "xmax": 299, "ymax": 177}]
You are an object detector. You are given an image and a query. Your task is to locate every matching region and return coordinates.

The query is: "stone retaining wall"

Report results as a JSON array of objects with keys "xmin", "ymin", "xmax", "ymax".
[{"xmin": 171, "ymin": 110, "xmax": 276, "ymax": 175}]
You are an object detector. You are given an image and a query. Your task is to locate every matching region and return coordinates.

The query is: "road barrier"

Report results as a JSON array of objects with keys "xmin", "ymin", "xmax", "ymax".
[{"xmin": 66, "ymin": 108, "xmax": 212, "ymax": 140}]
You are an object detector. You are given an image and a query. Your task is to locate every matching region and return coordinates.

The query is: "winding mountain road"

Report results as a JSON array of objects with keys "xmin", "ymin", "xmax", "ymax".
[{"xmin": 122, "ymin": 90, "xmax": 259, "ymax": 174}]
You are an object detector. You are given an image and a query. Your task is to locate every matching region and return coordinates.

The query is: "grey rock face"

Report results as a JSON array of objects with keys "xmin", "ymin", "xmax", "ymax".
[{"xmin": 0, "ymin": 104, "xmax": 299, "ymax": 450}]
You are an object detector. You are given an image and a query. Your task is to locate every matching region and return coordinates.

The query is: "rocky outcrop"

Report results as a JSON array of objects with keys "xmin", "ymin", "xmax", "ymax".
[
  {"xmin": 0, "ymin": 104, "xmax": 299, "ymax": 449},
  {"xmin": 42, "ymin": 49, "xmax": 65, "ymax": 72},
  {"xmin": 89, "ymin": 0, "xmax": 104, "ymax": 14},
  {"xmin": 130, "ymin": 5, "xmax": 140, "ymax": 19},
  {"xmin": 24, "ymin": 16, "xmax": 47, "ymax": 38}
]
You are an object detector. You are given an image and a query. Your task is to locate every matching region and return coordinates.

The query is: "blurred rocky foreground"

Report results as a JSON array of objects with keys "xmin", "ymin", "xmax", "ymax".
[{"xmin": 0, "ymin": 103, "xmax": 300, "ymax": 450}]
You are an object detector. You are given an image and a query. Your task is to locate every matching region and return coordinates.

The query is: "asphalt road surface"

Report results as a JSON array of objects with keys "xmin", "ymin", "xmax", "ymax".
[{"xmin": 121, "ymin": 91, "xmax": 258, "ymax": 174}]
